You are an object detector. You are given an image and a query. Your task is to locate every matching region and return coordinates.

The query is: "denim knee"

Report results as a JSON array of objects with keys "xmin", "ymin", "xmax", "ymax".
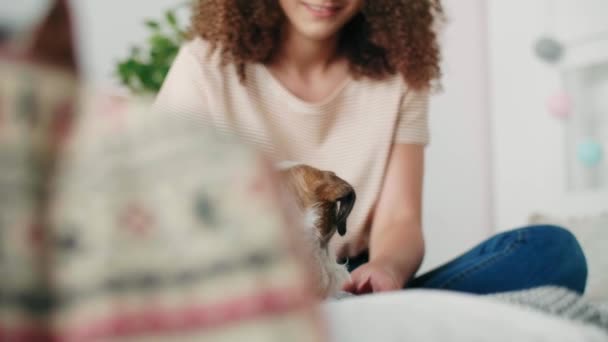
[{"xmin": 525, "ymin": 225, "xmax": 588, "ymax": 293}]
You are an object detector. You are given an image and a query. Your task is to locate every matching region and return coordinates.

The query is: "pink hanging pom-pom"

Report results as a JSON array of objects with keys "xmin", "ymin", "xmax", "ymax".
[{"xmin": 546, "ymin": 91, "xmax": 572, "ymax": 119}]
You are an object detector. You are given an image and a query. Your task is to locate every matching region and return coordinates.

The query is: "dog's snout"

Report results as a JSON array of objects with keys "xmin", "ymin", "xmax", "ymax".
[{"xmin": 335, "ymin": 189, "xmax": 356, "ymax": 236}]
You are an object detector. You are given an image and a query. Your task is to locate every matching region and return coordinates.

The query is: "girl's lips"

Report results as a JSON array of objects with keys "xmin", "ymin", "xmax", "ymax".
[{"xmin": 301, "ymin": 2, "xmax": 343, "ymax": 18}]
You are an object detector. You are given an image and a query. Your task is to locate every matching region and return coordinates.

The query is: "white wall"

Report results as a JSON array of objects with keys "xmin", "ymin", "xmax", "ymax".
[
  {"xmin": 0, "ymin": 0, "xmax": 53, "ymax": 33},
  {"xmin": 69, "ymin": 0, "xmax": 493, "ymax": 272},
  {"xmin": 420, "ymin": 0, "xmax": 492, "ymax": 271},
  {"xmin": 488, "ymin": 0, "xmax": 608, "ymax": 231}
]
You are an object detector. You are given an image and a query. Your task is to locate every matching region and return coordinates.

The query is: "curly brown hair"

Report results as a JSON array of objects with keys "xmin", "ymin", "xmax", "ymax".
[{"xmin": 192, "ymin": 0, "xmax": 443, "ymax": 90}]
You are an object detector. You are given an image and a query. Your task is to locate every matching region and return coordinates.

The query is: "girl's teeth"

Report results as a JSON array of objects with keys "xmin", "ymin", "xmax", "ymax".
[{"xmin": 308, "ymin": 4, "xmax": 336, "ymax": 11}]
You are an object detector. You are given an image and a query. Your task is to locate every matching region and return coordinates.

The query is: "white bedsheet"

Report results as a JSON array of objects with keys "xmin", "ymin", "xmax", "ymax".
[{"xmin": 323, "ymin": 290, "xmax": 608, "ymax": 342}]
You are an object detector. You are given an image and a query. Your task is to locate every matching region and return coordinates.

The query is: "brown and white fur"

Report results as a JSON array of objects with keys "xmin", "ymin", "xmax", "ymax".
[{"xmin": 276, "ymin": 161, "xmax": 355, "ymax": 298}]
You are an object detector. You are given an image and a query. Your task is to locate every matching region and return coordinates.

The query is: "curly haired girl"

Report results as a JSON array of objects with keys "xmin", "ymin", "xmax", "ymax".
[{"xmin": 155, "ymin": 0, "xmax": 587, "ymax": 296}]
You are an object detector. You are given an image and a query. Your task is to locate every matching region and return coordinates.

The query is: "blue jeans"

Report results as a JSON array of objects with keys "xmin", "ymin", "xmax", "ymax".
[{"xmin": 347, "ymin": 225, "xmax": 588, "ymax": 294}]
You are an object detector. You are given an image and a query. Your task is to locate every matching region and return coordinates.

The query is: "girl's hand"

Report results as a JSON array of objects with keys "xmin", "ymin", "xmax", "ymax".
[{"xmin": 342, "ymin": 259, "xmax": 404, "ymax": 294}]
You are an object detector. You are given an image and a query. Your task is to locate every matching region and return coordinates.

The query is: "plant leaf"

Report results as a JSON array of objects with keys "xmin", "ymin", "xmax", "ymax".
[
  {"xmin": 166, "ymin": 10, "xmax": 177, "ymax": 27},
  {"xmin": 145, "ymin": 20, "xmax": 160, "ymax": 30},
  {"xmin": 116, "ymin": 4, "xmax": 187, "ymax": 94}
]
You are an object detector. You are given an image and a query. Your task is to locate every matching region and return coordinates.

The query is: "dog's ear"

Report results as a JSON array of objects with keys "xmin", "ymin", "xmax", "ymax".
[
  {"xmin": 334, "ymin": 190, "xmax": 355, "ymax": 236},
  {"xmin": 315, "ymin": 171, "xmax": 356, "ymax": 238},
  {"xmin": 277, "ymin": 163, "xmax": 356, "ymax": 239}
]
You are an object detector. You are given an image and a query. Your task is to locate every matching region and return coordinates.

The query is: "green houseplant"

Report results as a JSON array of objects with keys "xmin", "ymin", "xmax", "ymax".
[{"xmin": 116, "ymin": 5, "xmax": 189, "ymax": 95}]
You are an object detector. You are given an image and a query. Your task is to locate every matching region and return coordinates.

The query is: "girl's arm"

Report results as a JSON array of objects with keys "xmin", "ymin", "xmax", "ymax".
[
  {"xmin": 343, "ymin": 143, "xmax": 425, "ymax": 293},
  {"xmin": 369, "ymin": 143, "xmax": 425, "ymax": 286}
]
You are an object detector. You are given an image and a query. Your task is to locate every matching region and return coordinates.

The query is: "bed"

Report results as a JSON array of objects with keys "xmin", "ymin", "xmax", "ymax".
[{"xmin": 324, "ymin": 289, "xmax": 607, "ymax": 342}]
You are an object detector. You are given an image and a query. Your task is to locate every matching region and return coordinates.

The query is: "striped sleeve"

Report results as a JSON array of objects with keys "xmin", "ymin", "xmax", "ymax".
[
  {"xmin": 394, "ymin": 89, "xmax": 430, "ymax": 145},
  {"xmin": 153, "ymin": 43, "xmax": 208, "ymax": 120}
]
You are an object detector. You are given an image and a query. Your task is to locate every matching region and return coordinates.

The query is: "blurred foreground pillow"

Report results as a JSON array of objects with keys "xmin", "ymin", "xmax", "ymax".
[{"xmin": 0, "ymin": 60, "xmax": 324, "ymax": 341}]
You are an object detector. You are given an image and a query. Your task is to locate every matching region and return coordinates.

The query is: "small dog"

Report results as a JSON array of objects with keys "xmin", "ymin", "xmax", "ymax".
[{"xmin": 276, "ymin": 162, "xmax": 356, "ymax": 298}]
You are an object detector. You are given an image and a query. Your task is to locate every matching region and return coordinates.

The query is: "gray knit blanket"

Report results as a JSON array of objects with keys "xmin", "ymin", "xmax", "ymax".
[
  {"xmin": 333, "ymin": 287, "xmax": 608, "ymax": 333},
  {"xmin": 489, "ymin": 287, "xmax": 608, "ymax": 333}
]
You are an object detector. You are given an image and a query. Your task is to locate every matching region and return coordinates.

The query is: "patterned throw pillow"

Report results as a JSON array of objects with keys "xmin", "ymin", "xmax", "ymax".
[{"xmin": 0, "ymin": 60, "xmax": 324, "ymax": 341}]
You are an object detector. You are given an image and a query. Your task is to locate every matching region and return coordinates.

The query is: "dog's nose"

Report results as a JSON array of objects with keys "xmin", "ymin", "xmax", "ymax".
[{"xmin": 335, "ymin": 189, "xmax": 356, "ymax": 236}]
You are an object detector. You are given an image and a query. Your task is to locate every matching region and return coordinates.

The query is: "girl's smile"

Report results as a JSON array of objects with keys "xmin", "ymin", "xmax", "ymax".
[
  {"xmin": 300, "ymin": 2, "xmax": 345, "ymax": 19},
  {"xmin": 279, "ymin": 0, "xmax": 363, "ymax": 41}
]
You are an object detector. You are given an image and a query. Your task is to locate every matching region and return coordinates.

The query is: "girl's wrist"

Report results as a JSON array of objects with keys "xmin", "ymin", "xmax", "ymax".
[
  {"xmin": 369, "ymin": 228, "xmax": 425, "ymax": 283},
  {"xmin": 369, "ymin": 254, "xmax": 414, "ymax": 285}
]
